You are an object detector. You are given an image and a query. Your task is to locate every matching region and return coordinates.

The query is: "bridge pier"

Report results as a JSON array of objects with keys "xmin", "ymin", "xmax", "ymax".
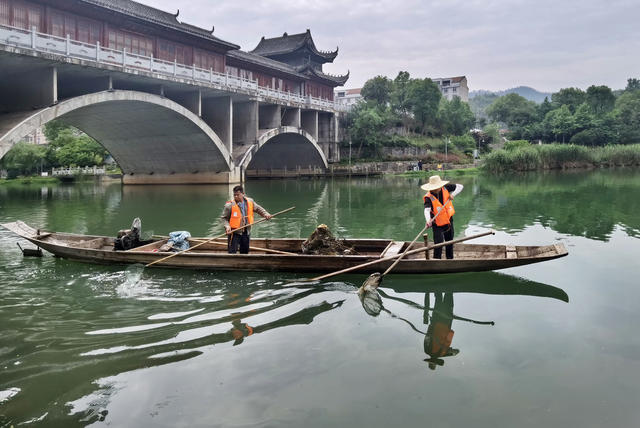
[
  {"xmin": 282, "ymin": 107, "xmax": 301, "ymax": 128},
  {"xmin": 202, "ymin": 96, "xmax": 232, "ymax": 152},
  {"xmin": 259, "ymin": 104, "xmax": 280, "ymax": 129},
  {"xmin": 167, "ymin": 90, "xmax": 201, "ymax": 116},
  {"xmin": 301, "ymin": 110, "xmax": 318, "ymax": 141}
]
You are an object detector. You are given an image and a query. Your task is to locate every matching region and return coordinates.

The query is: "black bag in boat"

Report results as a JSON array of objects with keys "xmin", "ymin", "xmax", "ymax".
[{"xmin": 114, "ymin": 217, "xmax": 145, "ymax": 251}]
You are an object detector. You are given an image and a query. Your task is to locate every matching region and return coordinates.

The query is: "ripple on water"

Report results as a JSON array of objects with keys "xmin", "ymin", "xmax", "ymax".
[{"xmin": 0, "ymin": 387, "xmax": 21, "ymax": 404}]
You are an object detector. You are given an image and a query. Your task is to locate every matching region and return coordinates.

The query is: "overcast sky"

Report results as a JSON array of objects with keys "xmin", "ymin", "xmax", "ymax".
[{"xmin": 141, "ymin": 0, "xmax": 640, "ymax": 92}]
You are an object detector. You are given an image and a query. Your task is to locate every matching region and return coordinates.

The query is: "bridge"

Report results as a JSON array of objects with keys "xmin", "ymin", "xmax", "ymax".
[{"xmin": 0, "ymin": 0, "xmax": 348, "ymax": 184}]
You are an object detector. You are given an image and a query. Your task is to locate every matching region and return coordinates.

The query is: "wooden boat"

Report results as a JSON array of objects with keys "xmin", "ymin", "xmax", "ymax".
[{"xmin": 1, "ymin": 221, "xmax": 568, "ymax": 274}]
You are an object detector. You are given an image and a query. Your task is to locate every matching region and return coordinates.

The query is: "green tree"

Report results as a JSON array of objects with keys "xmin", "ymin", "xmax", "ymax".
[
  {"xmin": 615, "ymin": 90, "xmax": 640, "ymax": 144},
  {"xmin": 1, "ymin": 142, "xmax": 47, "ymax": 177},
  {"xmin": 361, "ymin": 75, "xmax": 393, "ymax": 106},
  {"xmin": 390, "ymin": 71, "xmax": 411, "ymax": 114},
  {"xmin": 347, "ymin": 104, "xmax": 389, "ymax": 157},
  {"xmin": 406, "ymin": 78, "xmax": 441, "ymax": 134},
  {"xmin": 551, "ymin": 105, "xmax": 575, "ymax": 143},
  {"xmin": 573, "ymin": 103, "xmax": 595, "ymax": 133},
  {"xmin": 43, "ymin": 120, "xmax": 72, "ymax": 142},
  {"xmin": 437, "ymin": 97, "xmax": 475, "ymax": 136},
  {"xmin": 625, "ymin": 78, "xmax": 640, "ymax": 92},
  {"xmin": 585, "ymin": 85, "xmax": 615, "ymax": 115},
  {"xmin": 486, "ymin": 93, "xmax": 537, "ymax": 127},
  {"xmin": 551, "ymin": 87, "xmax": 585, "ymax": 113},
  {"xmin": 48, "ymin": 129, "xmax": 107, "ymax": 167},
  {"xmin": 537, "ymin": 97, "xmax": 553, "ymax": 120}
]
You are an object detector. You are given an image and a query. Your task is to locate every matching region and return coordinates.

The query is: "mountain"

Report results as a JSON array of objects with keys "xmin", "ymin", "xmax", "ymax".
[{"xmin": 470, "ymin": 86, "xmax": 552, "ymax": 103}]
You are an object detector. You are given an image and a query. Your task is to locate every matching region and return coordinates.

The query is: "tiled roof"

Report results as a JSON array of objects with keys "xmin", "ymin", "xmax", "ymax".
[
  {"xmin": 79, "ymin": 0, "xmax": 239, "ymax": 49},
  {"xmin": 251, "ymin": 29, "xmax": 338, "ymax": 62},
  {"xmin": 227, "ymin": 50, "xmax": 307, "ymax": 80}
]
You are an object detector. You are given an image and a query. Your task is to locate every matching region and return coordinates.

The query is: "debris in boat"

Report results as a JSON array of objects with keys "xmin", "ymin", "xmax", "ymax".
[
  {"xmin": 301, "ymin": 224, "xmax": 357, "ymax": 255},
  {"xmin": 114, "ymin": 218, "xmax": 154, "ymax": 251},
  {"xmin": 166, "ymin": 231, "xmax": 191, "ymax": 251}
]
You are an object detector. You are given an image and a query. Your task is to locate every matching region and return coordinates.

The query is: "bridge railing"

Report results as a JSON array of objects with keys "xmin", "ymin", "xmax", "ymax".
[{"xmin": 0, "ymin": 24, "xmax": 341, "ymax": 112}]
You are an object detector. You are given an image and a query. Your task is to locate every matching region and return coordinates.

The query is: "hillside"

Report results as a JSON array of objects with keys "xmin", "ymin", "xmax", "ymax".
[{"xmin": 470, "ymin": 86, "xmax": 551, "ymax": 103}]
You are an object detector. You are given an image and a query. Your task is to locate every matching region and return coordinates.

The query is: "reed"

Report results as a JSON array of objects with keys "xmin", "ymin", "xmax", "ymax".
[{"xmin": 482, "ymin": 144, "xmax": 640, "ymax": 173}]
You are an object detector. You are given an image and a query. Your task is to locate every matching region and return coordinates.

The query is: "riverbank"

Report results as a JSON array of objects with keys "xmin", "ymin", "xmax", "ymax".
[
  {"xmin": 482, "ymin": 143, "xmax": 640, "ymax": 173},
  {"xmin": 0, "ymin": 176, "xmax": 59, "ymax": 185}
]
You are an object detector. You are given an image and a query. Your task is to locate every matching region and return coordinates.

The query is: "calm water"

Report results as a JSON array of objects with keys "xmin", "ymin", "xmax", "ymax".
[{"xmin": 1, "ymin": 170, "xmax": 639, "ymax": 427}]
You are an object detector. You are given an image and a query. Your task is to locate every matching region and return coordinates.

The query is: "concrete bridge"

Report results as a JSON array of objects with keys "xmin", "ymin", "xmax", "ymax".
[{"xmin": 0, "ymin": 24, "xmax": 343, "ymax": 184}]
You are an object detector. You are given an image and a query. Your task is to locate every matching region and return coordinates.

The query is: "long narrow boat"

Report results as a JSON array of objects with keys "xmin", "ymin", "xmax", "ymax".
[{"xmin": 1, "ymin": 221, "xmax": 568, "ymax": 274}]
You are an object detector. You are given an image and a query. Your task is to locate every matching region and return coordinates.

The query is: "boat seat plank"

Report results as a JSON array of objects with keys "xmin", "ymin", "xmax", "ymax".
[
  {"xmin": 506, "ymin": 245, "xmax": 518, "ymax": 259},
  {"xmin": 381, "ymin": 241, "xmax": 404, "ymax": 258}
]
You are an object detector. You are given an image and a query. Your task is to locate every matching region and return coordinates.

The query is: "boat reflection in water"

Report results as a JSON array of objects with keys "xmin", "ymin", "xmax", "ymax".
[{"xmin": 357, "ymin": 272, "xmax": 569, "ymax": 370}]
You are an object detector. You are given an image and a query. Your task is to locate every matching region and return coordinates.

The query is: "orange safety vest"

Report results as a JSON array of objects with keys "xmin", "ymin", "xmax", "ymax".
[
  {"xmin": 228, "ymin": 199, "xmax": 254, "ymax": 230},
  {"xmin": 423, "ymin": 188, "xmax": 455, "ymax": 227}
]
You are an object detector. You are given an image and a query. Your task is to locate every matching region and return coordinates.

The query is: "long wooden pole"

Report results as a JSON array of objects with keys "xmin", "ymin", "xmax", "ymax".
[
  {"xmin": 145, "ymin": 206, "xmax": 295, "ymax": 267},
  {"xmin": 380, "ymin": 205, "xmax": 446, "ymax": 277},
  {"xmin": 153, "ymin": 235, "xmax": 296, "ymax": 255},
  {"xmin": 307, "ymin": 230, "xmax": 495, "ymax": 282}
]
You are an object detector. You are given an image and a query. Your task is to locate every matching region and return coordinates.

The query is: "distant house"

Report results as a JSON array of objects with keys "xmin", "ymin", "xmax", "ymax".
[
  {"xmin": 334, "ymin": 88, "xmax": 362, "ymax": 109},
  {"xmin": 432, "ymin": 76, "xmax": 469, "ymax": 102},
  {"xmin": 23, "ymin": 127, "xmax": 49, "ymax": 145},
  {"xmin": 336, "ymin": 75, "xmax": 469, "ymax": 108}
]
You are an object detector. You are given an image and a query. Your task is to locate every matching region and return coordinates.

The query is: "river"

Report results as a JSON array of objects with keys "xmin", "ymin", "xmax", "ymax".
[{"xmin": 1, "ymin": 169, "xmax": 639, "ymax": 427}]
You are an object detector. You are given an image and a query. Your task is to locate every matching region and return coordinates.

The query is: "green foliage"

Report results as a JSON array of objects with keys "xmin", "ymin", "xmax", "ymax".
[
  {"xmin": 585, "ymin": 85, "xmax": 615, "ymax": 115},
  {"xmin": 615, "ymin": 90, "xmax": 640, "ymax": 144},
  {"xmin": 361, "ymin": 76, "xmax": 393, "ymax": 105},
  {"xmin": 469, "ymin": 92, "xmax": 499, "ymax": 122},
  {"xmin": 1, "ymin": 142, "xmax": 47, "ymax": 178},
  {"xmin": 625, "ymin": 78, "xmax": 640, "ymax": 92},
  {"xmin": 437, "ymin": 97, "xmax": 475, "ymax": 136},
  {"xmin": 43, "ymin": 120, "xmax": 70, "ymax": 142},
  {"xmin": 450, "ymin": 134, "xmax": 475, "ymax": 155},
  {"xmin": 406, "ymin": 78, "xmax": 442, "ymax": 133},
  {"xmin": 480, "ymin": 143, "xmax": 640, "ymax": 173},
  {"xmin": 550, "ymin": 105, "xmax": 575, "ymax": 143},
  {"xmin": 551, "ymin": 87, "xmax": 585, "ymax": 113},
  {"xmin": 390, "ymin": 71, "xmax": 411, "ymax": 114},
  {"xmin": 486, "ymin": 93, "xmax": 538, "ymax": 127},
  {"xmin": 504, "ymin": 140, "xmax": 531, "ymax": 151}
]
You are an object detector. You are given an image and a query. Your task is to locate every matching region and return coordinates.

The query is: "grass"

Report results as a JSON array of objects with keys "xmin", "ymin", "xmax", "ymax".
[
  {"xmin": 0, "ymin": 176, "xmax": 60, "ymax": 185},
  {"xmin": 397, "ymin": 167, "xmax": 481, "ymax": 177},
  {"xmin": 482, "ymin": 143, "xmax": 640, "ymax": 173}
]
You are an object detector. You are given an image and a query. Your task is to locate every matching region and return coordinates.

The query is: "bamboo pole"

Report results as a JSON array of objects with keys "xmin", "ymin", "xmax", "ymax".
[
  {"xmin": 306, "ymin": 230, "xmax": 495, "ymax": 282},
  {"xmin": 145, "ymin": 206, "xmax": 295, "ymax": 267}
]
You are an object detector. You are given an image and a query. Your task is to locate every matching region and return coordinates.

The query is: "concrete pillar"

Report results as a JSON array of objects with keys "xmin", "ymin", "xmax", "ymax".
[
  {"xmin": 0, "ymin": 66, "xmax": 57, "ymax": 112},
  {"xmin": 301, "ymin": 110, "xmax": 318, "ymax": 141},
  {"xmin": 167, "ymin": 90, "xmax": 201, "ymax": 116},
  {"xmin": 202, "ymin": 96, "xmax": 232, "ymax": 152},
  {"xmin": 318, "ymin": 113, "xmax": 331, "ymax": 143},
  {"xmin": 282, "ymin": 107, "xmax": 301, "ymax": 128},
  {"xmin": 259, "ymin": 104, "xmax": 280, "ymax": 129},
  {"xmin": 233, "ymin": 101, "xmax": 258, "ymax": 144}
]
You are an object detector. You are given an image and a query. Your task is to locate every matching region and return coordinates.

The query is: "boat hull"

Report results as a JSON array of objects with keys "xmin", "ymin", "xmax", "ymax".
[{"xmin": 2, "ymin": 221, "xmax": 568, "ymax": 274}]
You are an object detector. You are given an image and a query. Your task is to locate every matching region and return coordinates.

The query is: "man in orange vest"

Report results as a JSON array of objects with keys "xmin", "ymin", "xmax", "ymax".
[
  {"xmin": 421, "ymin": 175, "xmax": 464, "ymax": 259},
  {"xmin": 221, "ymin": 185, "xmax": 272, "ymax": 254}
]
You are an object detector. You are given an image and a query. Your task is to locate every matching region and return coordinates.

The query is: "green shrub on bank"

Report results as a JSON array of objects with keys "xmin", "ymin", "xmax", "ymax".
[{"xmin": 482, "ymin": 144, "xmax": 640, "ymax": 173}]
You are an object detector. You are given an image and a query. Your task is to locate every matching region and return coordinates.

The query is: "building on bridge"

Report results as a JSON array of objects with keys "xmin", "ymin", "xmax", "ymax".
[{"xmin": 0, "ymin": 0, "xmax": 349, "ymax": 183}]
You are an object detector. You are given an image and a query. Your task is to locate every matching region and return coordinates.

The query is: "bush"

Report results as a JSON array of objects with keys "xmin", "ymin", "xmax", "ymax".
[
  {"xmin": 504, "ymin": 140, "xmax": 531, "ymax": 151},
  {"xmin": 450, "ymin": 134, "xmax": 476, "ymax": 154}
]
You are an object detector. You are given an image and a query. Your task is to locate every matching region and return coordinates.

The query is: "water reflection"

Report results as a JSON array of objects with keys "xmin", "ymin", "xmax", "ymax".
[{"xmin": 358, "ymin": 272, "xmax": 568, "ymax": 371}]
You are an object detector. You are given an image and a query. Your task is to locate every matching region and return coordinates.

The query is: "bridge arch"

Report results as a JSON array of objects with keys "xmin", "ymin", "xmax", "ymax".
[
  {"xmin": 237, "ymin": 126, "xmax": 328, "ymax": 174},
  {"xmin": 0, "ymin": 90, "xmax": 233, "ymax": 181}
]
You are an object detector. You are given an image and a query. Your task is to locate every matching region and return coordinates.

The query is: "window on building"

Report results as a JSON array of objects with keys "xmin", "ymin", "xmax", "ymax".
[
  {"xmin": 452, "ymin": 87, "xmax": 457, "ymax": 92},
  {"xmin": 194, "ymin": 48, "xmax": 223, "ymax": 72},
  {"xmin": 12, "ymin": 0, "xmax": 42, "ymax": 31},
  {"xmin": 0, "ymin": 0, "xmax": 10, "ymax": 26},
  {"xmin": 337, "ymin": 92, "xmax": 345, "ymax": 97},
  {"xmin": 157, "ymin": 39, "xmax": 187, "ymax": 64}
]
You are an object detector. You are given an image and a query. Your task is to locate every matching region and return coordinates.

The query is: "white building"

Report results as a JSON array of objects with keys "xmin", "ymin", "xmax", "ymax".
[
  {"xmin": 334, "ymin": 88, "xmax": 362, "ymax": 110},
  {"xmin": 23, "ymin": 127, "xmax": 49, "ymax": 145},
  {"xmin": 433, "ymin": 76, "xmax": 469, "ymax": 101}
]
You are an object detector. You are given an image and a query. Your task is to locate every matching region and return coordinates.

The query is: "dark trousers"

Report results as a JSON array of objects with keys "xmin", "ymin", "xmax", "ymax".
[
  {"xmin": 432, "ymin": 222, "xmax": 454, "ymax": 259},
  {"xmin": 228, "ymin": 232, "xmax": 250, "ymax": 254}
]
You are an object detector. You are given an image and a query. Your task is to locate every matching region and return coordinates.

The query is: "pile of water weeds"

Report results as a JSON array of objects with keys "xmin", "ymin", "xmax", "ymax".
[{"xmin": 301, "ymin": 224, "xmax": 357, "ymax": 255}]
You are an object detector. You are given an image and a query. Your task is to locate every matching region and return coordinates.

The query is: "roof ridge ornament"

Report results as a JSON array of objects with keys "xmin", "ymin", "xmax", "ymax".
[{"xmin": 174, "ymin": 9, "xmax": 179, "ymax": 18}]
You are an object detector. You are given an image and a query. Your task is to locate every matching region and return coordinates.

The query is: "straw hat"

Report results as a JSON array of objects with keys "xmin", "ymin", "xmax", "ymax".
[{"xmin": 420, "ymin": 175, "xmax": 449, "ymax": 191}]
